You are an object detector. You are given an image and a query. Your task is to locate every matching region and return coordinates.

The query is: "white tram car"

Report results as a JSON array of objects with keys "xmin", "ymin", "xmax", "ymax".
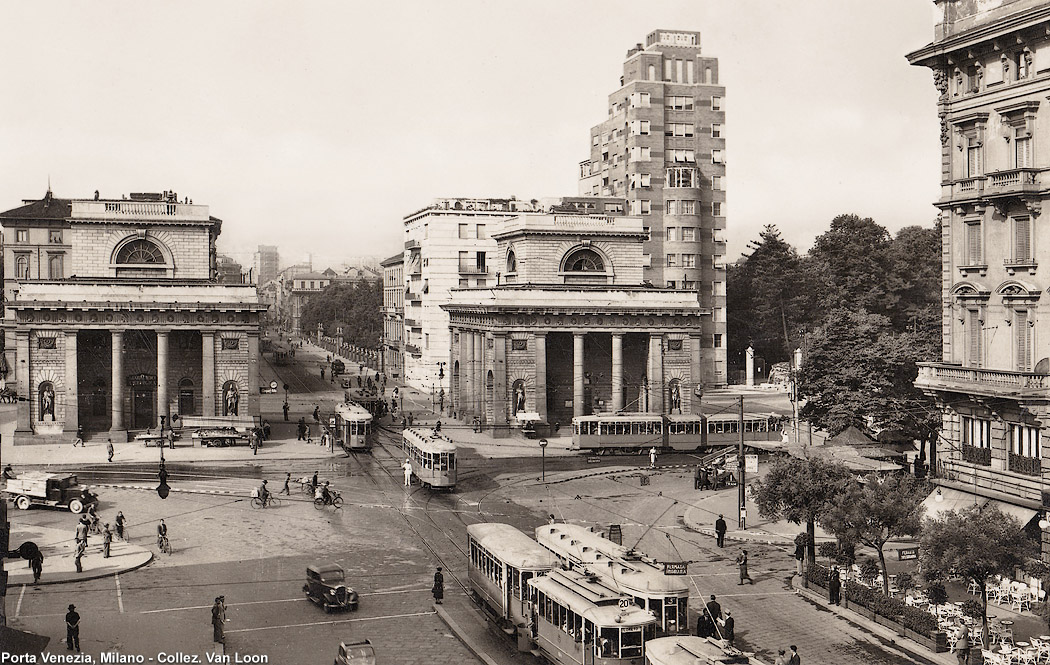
[
  {"xmin": 645, "ymin": 636, "xmax": 768, "ymax": 665},
  {"xmin": 536, "ymin": 523, "xmax": 690, "ymax": 637},
  {"xmin": 467, "ymin": 523, "xmax": 556, "ymax": 635},
  {"xmin": 528, "ymin": 567, "xmax": 657, "ymax": 665},
  {"xmin": 402, "ymin": 427, "xmax": 457, "ymax": 490},
  {"xmin": 334, "ymin": 402, "xmax": 375, "ymax": 453}
]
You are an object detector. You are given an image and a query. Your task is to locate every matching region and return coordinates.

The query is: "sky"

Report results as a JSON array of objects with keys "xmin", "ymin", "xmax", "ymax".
[{"xmin": 0, "ymin": 0, "xmax": 942, "ymax": 270}]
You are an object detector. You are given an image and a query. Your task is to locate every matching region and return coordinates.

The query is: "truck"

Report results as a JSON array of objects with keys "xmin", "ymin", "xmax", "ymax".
[{"xmin": 4, "ymin": 472, "xmax": 99, "ymax": 513}]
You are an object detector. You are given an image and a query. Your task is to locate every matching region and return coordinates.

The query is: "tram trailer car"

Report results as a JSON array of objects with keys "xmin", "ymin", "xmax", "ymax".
[
  {"xmin": 467, "ymin": 523, "xmax": 556, "ymax": 644},
  {"xmin": 645, "ymin": 636, "xmax": 768, "ymax": 665},
  {"xmin": 334, "ymin": 402, "xmax": 374, "ymax": 452},
  {"xmin": 537, "ymin": 523, "xmax": 690, "ymax": 637},
  {"xmin": 402, "ymin": 427, "xmax": 457, "ymax": 490},
  {"xmin": 528, "ymin": 567, "xmax": 657, "ymax": 665},
  {"xmin": 571, "ymin": 413, "xmax": 782, "ymax": 455}
]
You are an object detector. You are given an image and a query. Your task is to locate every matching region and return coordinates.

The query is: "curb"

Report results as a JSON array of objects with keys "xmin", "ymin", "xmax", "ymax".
[
  {"xmin": 9, "ymin": 550, "xmax": 155, "ymax": 587},
  {"xmin": 545, "ymin": 463, "xmax": 697, "ymax": 485},
  {"xmin": 433, "ymin": 602, "xmax": 502, "ymax": 665},
  {"xmin": 686, "ymin": 523, "xmax": 792, "ymax": 546}
]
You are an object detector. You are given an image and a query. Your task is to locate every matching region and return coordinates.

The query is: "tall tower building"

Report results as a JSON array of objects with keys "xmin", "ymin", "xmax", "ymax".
[
  {"xmin": 580, "ymin": 30, "xmax": 727, "ymax": 386},
  {"xmin": 908, "ymin": 1, "xmax": 1050, "ymax": 553},
  {"xmin": 254, "ymin": 245, "xmax": 279, "ymax": 286}
]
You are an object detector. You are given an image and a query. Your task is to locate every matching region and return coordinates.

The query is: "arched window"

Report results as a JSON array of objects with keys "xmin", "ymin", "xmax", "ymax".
[
  {"xmin": 15, "ymin": 255, "xmax": 29, "ymax": 279},
  {"xmin": 506, "ymin": 250, "xmax": 518, "ymax": 274},
  {"xmin": 116, "ymin": 239, "xmax": 165, "ymax": 264},
  {"xmin": 563, "ymin": 248, "xmax": 605, "ymax": 272}
]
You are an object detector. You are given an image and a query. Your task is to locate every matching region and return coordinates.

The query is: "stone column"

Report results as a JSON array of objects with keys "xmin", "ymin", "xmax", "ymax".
[
  {"xmin": 649, "ymin": 334, "xmax": 665, "ymax": 414},
  {"xmin": 15, "ymin": 331, "xmax": 30, "ymax": 434},
  {"xmin": 111, "ymin": 330, "xmax": 125, "ymax": 432},
  {"xmin": 476, "ymin": 332, "xmax": 486, "ymax": 423},
  {"xmin": 156, "ymin": 331, "xmax": 169, "ymax": 428},
  {"xmin": 64, "ymin": 331, "xmax": 79, "ymax": 433},
  {"xmin": 534, "ymin": 332, "xmax": 547, "ymax": 424},
  {"xmin": 611, "ymin": 333, "xmax": 624, "ymax": 413},
  {"xmin": 463, "ymin": 330, "xmax": 474, "ymax": 417},
  {"xmin": 492, "ymin": 333, "xmax": 507, "ymax": 427},
  {"xmin": 202, "ymin": 332, "xmax": 216, "ymax": 417},
  {"xmin": 247, "ymin": 332, "xmax": 260, "ymax": 417},
  {"xmin": 573, "ymin": 332, "xmax": 585, "ymax": 418},
  {"xmin": 690, "ymin": 334, "xmax": 702, "ymax": 415},
  {"xmin": 745, "ymin": 345, "xmax": 755, "ymax": 387}
]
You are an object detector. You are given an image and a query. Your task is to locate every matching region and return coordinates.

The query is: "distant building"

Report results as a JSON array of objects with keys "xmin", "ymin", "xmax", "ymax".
[
  {"xmin": 381, "ymin": 253, "xmax": 405, "ymax": 379},
  {"xmin": 908, "ymin": 0, "xmax": 1050, "ymax": 551},
  {"xmin": 215, "ymin": 254, "xmax": 244, "ymax": 284},
  {"xmin": 287, "ymin": 272, "xmax": 331, "ymax": 336},
  {"xmin": 579, "ymin": 30, "xmax": 727, "ymax": 386},
  {"xmin": 0, "ymin": 190, "xmax": 264, "ymax": 443},
  {"xmin": 254, "ymin": 245, "xmax": 279, "ymax": 286}
]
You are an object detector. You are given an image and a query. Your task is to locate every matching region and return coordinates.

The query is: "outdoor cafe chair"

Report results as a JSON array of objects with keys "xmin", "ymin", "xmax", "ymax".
[
  {"xmin": 968, "ymin": 579, "xmax": 982, "ymax": 595},
  {"xmin": 1012, "ymin": 588, "xmax": 1033, "ymax": 613},
  {"xmin": 982, "ymin": 649, "xmax": 1007, "ymax": 665}
]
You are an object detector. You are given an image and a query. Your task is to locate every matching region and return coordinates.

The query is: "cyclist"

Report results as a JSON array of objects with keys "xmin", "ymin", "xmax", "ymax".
[
  {"xmin": 257, "ymin": 480, "xmax": 270, "ymax": 507},
  {"xmin": 157, "ymin": 519, "xmax": 167, "ymax": 548},
  {"xmin": 315, "ymin": 480, "xmax": 332, "ymax": 506},
  {"xmin": 87, "ymin": 505, "xmax": 100, "ymax": 533}
]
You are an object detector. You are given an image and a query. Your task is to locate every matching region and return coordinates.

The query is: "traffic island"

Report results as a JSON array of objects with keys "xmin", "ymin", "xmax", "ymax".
[{"xmin": 6, "ymin": 524, "xmax": 153, "ymax": 586}]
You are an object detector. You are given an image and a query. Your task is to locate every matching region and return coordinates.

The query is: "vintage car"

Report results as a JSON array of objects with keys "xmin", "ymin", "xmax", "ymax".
[
  {"xmin": 334, "ymin": 639, "xmax": 374, "ymax": 665},
  {"xmin": 304, "ymin": 563, "xmax": 358, "ymax": 613},
  {"xmin": 4, "ymin": 472, "xmax": 99, "ymax": 513}
]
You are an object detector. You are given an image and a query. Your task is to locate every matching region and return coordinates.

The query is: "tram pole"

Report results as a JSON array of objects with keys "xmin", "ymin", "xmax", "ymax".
[{"xmin": 738, "ymin": 395, "xmax": 746, "ymax": 530}]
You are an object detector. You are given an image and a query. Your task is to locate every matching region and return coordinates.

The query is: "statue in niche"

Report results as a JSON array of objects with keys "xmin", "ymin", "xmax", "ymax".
[
  {"xmin": 515, "ymin": 383, "xmax": 526, "ymax": 414},
  {"xmin": 40, "ymin": 384, "xmax": 55, "ymax": 421},
  {"xmin": 223, "ymin": 383, "xmax": 239, "ymax": 416},
  {"xmin": 670, "ymin": 382, "xmax": 682, "ymax": 414}
]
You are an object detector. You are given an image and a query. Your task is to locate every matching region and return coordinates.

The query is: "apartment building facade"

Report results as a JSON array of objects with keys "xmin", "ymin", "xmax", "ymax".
[
  {"xmin": 580, "ymin": 30, "xmax": 727, "ymax": 386},
  {"xmin": 381, "ymin": 252, "xmax": 404, "ymax": 379}
]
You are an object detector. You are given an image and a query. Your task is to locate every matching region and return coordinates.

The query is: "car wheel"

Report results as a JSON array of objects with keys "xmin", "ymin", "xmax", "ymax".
[
  {"xmin": 69, "ymin": 499, "xmax": 84, "ymax": 514},
  {"xmin": 15, "ymin": 495, "xmax": 30, "ymax": 510}
]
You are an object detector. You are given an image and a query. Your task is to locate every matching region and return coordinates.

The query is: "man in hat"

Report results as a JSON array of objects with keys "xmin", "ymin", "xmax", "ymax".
[
  {"xmin": 102, "ymin": 523, "xmax": 112, "ymax": 558},
  {"xmin": 715, "ymin": 514, "xmax": 727, "ymax": 548},
  {"xmin": 74, "ymin": 539, "xmax": 86, "ymax": 573},
  {"xmin": 65, "ymin": 603, "xmax": 81, "ymax": 651},
  {"xmin": 107, "ymin": 438, "xmax": 114, "ymax": 462},
  {"xmin": 212, "ymin": 596, "xmax": 227, "ymax": 643},
  {"xmin": 432, "ymin": 567, "xmax": 444, "ymax": 604}
]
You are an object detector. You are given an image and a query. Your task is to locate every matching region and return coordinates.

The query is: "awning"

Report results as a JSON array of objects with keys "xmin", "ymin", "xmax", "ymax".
[{"xmin": 921, "ymin": 487, "xmax": 1038, "ymax": 526}]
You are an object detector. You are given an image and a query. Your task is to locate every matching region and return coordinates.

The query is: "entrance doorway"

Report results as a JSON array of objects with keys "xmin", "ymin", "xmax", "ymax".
[{"xmin": 132, "ymin": 388, "xmax": 155, "ymax": 429}]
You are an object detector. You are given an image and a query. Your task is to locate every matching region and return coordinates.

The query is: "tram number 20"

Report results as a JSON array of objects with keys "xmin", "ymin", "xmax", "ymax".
[{"xmin": 617, "ymin": 598, "xmax": 631, "ymax": 610}]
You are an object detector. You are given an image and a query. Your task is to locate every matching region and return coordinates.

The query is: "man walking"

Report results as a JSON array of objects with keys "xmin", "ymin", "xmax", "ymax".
[
  {"xmin": 649, "ymin": 447, "xmax": 657, "ymax": 468},
  {"xmin": 829, "ymin": 566, "xmax": 841, "ymax": 605},
  {"xmin": 211, "ymin": 596, "xmax": 227, "ymax": 644},
  {"xmin": 283, "ymin": 401, "xmax": 289, "ymax": 421},
  {"xmin": 297, "ymin": 417, "xmax": 306, "ymax": 441},
  {"xmin": 75, "ymin": 517, "xmax": 89, "ymax": 547},
  {"xmin": 432, "ymin": 567, "xmax": 444, "ymax": 604},
  {"xmin": 715, "ymin": 514, "xmax": 727, "ymax": 548},
  {"xmin": 403, "ymin": 458, "xmax": 413, "ymax": 486},
  {"xmin": 722, "ymin": 611, "xmax": 735, "ymax": 646},
  {"xmin": 705, "ymin": 595, "xmax": 722, "ymax": 636},
  {"xmin": 281, "ymin": 472, "xmax": 291, "ymax": 495},
  {"xmin": 74, "ymin": 539, "xmax": 85, "ymax": 573},
  {"xmin": 788, "ymin": 645, "xmax": 801, "ymax": 665},
  {"xmin": 102, "ymin": 523, "xmax": 112, "ymax": 558},
  {"xmin": 737, "ymin": 549, "xmax": 753, "ymax": 585},
  {"xmin": 953, "ymin": 618, "xmax": 971, "ymax": 664},
  {"xmin": 106, "ymin": 439, "xmax": 114, "ymax": 462},
  {"xmin": 65, "ymin": 604, "xmax": 81, "ymax": 652},
  {"xmin": 30, "ymin": 549, "xmax": 44, "ymax": 584}
]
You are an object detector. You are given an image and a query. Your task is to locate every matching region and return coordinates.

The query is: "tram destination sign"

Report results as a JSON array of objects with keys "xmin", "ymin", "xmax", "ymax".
[{"xmin": 663, "ymin": 562, "xmax": 689, "ymax": 576}]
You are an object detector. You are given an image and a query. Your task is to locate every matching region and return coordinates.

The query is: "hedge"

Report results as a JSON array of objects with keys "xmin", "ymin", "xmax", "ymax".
[{"xmin": 805, "ymin": 563, "xmax": 938, "ymax": 636}]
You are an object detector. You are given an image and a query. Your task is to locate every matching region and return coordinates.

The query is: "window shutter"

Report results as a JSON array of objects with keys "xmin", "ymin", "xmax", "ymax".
[
  {"xmin": 967, "ymin": 223, "xmax": 982, "ymax": 264},
  {"xmin": 1017, "ymin": 309, "xmax": 1031, "ymax": 371},
  {"xmin": 1015, "ymin": 217, "xmax": 1031, "ymax": 261},
  {"xmin": 968, "ymin": 310, "xmax": 981, "ymax": 367}
]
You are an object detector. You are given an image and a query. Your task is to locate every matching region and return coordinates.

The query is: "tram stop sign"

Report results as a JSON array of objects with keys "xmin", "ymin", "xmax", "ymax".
[{"xmin": 663, "ymin": 562, "xmax": 689, "ymax": 576}]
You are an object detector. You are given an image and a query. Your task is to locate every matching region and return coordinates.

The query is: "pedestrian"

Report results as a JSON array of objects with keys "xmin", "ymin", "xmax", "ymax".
[
  {"xmin": 106, "ymin": 439, "xmax": 114, "ymax": 462},
  {"xmin": 328, "ymin": 430, "xmax": 334, "ymax": 453},
  {"xmin": 722, "ymin": 611, "xmax": 735, "ymax": 646},
  {"xmin": 75, "ymin": 517, "xmax": 89, "ymax": 546},
  {"xmin": 737, "ymin": 549, "xmax": 753, "ymax": 585},
  {"xmin": 30, "ymin": 550, "xmax": 44, "ymax": 584},
  {"xmin": 65, "ymin": 603, "xmax": 81, "ymax": 652},
  {"xmin": 705, "ymin": 595, "xmax": 722, "ymax": 638},
  {"xmin": 700, "ymin": 466, "xmax": 710, "ymax": 490},
  {"xmin": 694, "ymin": 465, "xmax": 702, "ymax": 490},
  {"xmin": 312, "ymin": 471, "xmax": 319, "ymax": 492},
  {"xmin": 695, "ymin": 609, "xmax": 712, "ymax": 638},
  {"xmin": 262, "ymin": 420, "xmax": 271, "ymax": 440},
  {"xmin": 403, "ymin": 458, "xmax": 413, "ymax": 486},
  {"xmin": 157, "ymin": 519, "xmax": 167, "ymax": 548},
  {"xmin": 102, "ymin": 524, "xmax": 112, "ymax": 558},
  {"xmin": 953, "ymin": 618, "xmax": 971, "ymax": 665},
  {"xmin": 788, "ymin": 645, "xmax": 801, "ymax": 665},
  {"xmin": 211, "ymin": 596, "xmax": 227, "ymax": 644},
  {"xmin": 330, "ymin": 371, "xmax": 334, "ymax": 384},
  {"xmin": 432, "ymin": 567, "xmax": 444, "ymax": 604},
  {"xmin": 829, "ymin": 566, "xmax": 841, "ymax": 605},
  {"xmin": 320, "ymin": 366, "xmax": 325, "ymax": 380},
  {"xmin": 472, "ymin": 416, "xmax": 480, "ymax": 433},
  {"xmin": 313, "ymin": 405, "xmax": 320, "ymax": 422},
  {"xmin": 774, "ymin": 649, "xmax": 788, "ymax": 665},
  {"xmin": 434, "ymin": 420, "xmax": 441, "ymax": 433},
  {"xmin": 548, "ymin": 514, "xmax": 556, "ymax": 525},
  {"xmin": 2, "ymin": 463, "xmax": 14, "ymax": 479},
  {"xmin": 305, "ymin": 424, "xmax": 313, "ymax": 444},
  {"xmin": 282, "ymin": 472, "xmax": 291, "ymax": 495},
  {"xmin": 115, "ymin": 511, "xmax": 126, "ymax": 541},
  {"xmin": 649, "ymin": 447, "xmax": 657, "ymax": 468},
  {"xmin": 74, "ymin": 539, "xmax": 85, "ymax": 573},
  {"xmin": 283, "ymin": 401, "xmax": 289, "ymax": 421},
  {"xmin": 794, "ymin": 537, "xmax": 806, "ymax": 575},
  {"xmin": 715, "ymin": 514, "xmax": 727, "ymax": 548}
]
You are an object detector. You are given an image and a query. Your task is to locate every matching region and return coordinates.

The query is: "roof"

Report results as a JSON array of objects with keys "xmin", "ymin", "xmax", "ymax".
[
  {"xmin": 645, "ymin": 637, "xmax": 737, "ymax": 665},
  {"xmin": 573, "ymin": 414, "xmax": 663, "ymax": 423},
  {"xmin": 336, "ymin": 402, "xmax": 373, "ymax": 421},
  {"xmin": 828, "ymin": 425, "xmax": 875, "ymax": 446},
  {"xmin": 0, "ymin": 193, "xmax": 72, "ymax": 221},
  {"xmin": 467, "ymin": 523, "xmax": 557, "ymax": 570},
  {"xmin": 381, "ymin": 253, "xmax": 405, "ymax": 266},
  {"xmin": 291, "ymin": 272, "xmax": 331, "ymax": 280},
  {"xmin": 403, "ymin": 427, "xmax": 456, "ymax": 452},
  {"xmin": 307, "ymin": 562, "xmax": 345, "ymax": 574},
  {"xmin": 528, "ymin": 569, "xmax": 657, "ymax": 627}
]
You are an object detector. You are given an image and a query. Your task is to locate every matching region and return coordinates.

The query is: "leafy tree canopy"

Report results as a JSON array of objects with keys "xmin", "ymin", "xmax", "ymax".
[{"xmin": 301, "ymin": 279, "xmax": 383, "ymax": 348}]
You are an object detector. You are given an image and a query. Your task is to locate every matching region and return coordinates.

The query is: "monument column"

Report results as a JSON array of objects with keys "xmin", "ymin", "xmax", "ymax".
[
  {"xmin": 690, "ymin": 334, "xmax": 702, "ymax": 414},
  {"xmin": 202, "ymin": 332, "xmax": 216, "ymax": 417},
  {"xmin": 573, "ymin": 332, "xmax": 585, "ymax": 418},
  {"xmin": 476, "ymin": 332, "xmax": 486, "ymax": 423},
  {"xmin": 15, "ymin": 331, "xmax": 31, "ymax": 434},
  {"xmin": 533, "ymin": 332, "xmax": 547, "ymax": 424},
  {"xmin": 111, "ymin": 331, "xmax": 125, "ymax": 433},
  {"xmin": 463, "ymin": 330, "xmax": 474, "ymax": 417},
  {"xmin": 64, "ymin": 331, "xmax": 79, "ymax": 433},
  {"xmin": 156, "ymin": 331, "xmax": 169, "ymax": 428},
  {"xmin": 611, "ymin": 333, "xmax": 624, "ymax": 413},
  {"xmin": 492, "ymin": 333, "xmax": 507, "ymax": 427},
  {"xmin": 649, "ymin": 334, "xmax": 665, "ymax": 414}
]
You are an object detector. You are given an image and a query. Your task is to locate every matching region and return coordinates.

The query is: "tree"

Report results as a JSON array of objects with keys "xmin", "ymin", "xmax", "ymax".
[
  {"xmin": 752, "ymin": 456, "xmax": 852, "ymax": 564},
  {"xmin": 821, "ymin": 473, "xmax": 926, "ymax": 594},
  {"xmin": 301, "ymin": 279, "xmax": 383, "ymax": 348},
  {"xmin": 808, "ymin": 214, "xmax": 892, "ymax": 316},
  {"xmin": 920, "ymin": 505, "xmax": 1037, "ymax": 647},
  {"xmin": 884, "ymin": 222, "xmax": 942, "ymax": 338}
]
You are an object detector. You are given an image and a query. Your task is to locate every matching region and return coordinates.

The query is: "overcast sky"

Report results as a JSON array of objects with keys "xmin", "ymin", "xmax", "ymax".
[{"xmin": 0, "ymin": 0, "xmax": 941, "ymax": 269}]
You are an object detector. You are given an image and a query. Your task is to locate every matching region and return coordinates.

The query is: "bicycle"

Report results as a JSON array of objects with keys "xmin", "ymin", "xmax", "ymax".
[
  {"xmin": 313, "ymin": 490, "xmax": 343, "ymax": 510},
  {"xmin": 87, "ymin": 517, "xmax": 103, "ymax": 536},
  {"xmin": 250, "ymin": 494, "xmax": 282, "ymax": 509},
  {"xmin": 158, "ymin": 535, "xmax": 172, "ymax": 555}
]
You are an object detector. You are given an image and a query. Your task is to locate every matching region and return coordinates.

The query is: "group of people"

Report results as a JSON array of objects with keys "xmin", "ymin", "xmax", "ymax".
[
  {"xmin": 695, "ymin": 594, "xmax": 734, "ymax": 645},
  {"xmin": 694, "ymin": 463, "xmax": 734, "ymax": 491},
  {"xmin": 68, "ymin": 508, "xmax": 131, "ymax": 575}
]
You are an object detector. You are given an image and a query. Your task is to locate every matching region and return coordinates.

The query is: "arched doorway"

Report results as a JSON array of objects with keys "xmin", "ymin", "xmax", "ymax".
[{"xmin": 178, "ymin": 378, "xmax": 196, "ymax": 416}]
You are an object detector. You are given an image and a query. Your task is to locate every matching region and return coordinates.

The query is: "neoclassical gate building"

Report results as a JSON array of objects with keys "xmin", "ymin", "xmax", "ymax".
[
  {"xmin": 1, "ymin": 190, "xmax": 265, "ymax": 444},
  {"xmin": 443, "ymin": 213, "xmax": 708, "ymax": 433}
]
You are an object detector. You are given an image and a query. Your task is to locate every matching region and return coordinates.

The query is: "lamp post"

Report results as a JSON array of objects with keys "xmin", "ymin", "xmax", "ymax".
[
  {"xmin": 539, "ymin": 438, "xmax": 548, "ymax": 482},
  {"xmin": 157, "ymin": 415, "xmax": 170, "ymax": 499}
]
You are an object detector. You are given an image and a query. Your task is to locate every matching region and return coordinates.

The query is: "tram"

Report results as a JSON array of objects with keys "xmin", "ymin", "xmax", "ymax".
[
  {"xmin": 645, "ymin": 636, "xmax": 768, "ymax": 665},
  {"xmin": 402, "ymin": 427, "xmax": 457, "ymax": 490},
  {"xmin": 536, "ymin": 523, "xmax": 690, "ymax": 637},
  {"xmin": 571, "ymin": 412, "xmax": 782, "ymax": 455},
  {"xmin": 347, "ymin": 388, "xmax": 386, "ymax": 419},
  {"xmin": 466, "ymin": 523, "xmax": 556, "ymax": 634},
  {"xmin": 527, "ymin": 567, "xmax": 658, "ymax": 665},
  {"xmin": 333, "ymin": 402, "xmax": 375, "ymax": 453}
]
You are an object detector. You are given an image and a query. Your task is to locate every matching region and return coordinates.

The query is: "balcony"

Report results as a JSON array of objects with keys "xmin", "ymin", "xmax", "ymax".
[
  {"xmin": 405, "ymin": 239, "xmax": 420, "ymax": 249},
  {"xmin": 458, "ymin": 264, "xmax": 489, "ymax": 275},
  {"xmin": 985, "ymin": 168, "xmax": 1040, "ymax": 198},
  {"xmin": 953, "ymin": 176, "xmax": 985, "ymax": 199},
  {"xmin": 405, "ymin": 291, "xmax": 421, "ymax": 302},
  {"xmin": 1004, "ymin": 257, "xmax": 1038, "ymax": 276},
  {"xmin": 405, "ymin": 343, "xmax": 421, "ymax": 355},
  {"xmin": 916, "ymin": 362, "xmax": 1050, "ymax": 397},
  {"xmin": 404, "ymin": 318, "xmax": 421, "ymax": 328},
  {"xmin": 937, "ymin": 456, "xmax": 1044, "ymax": 506},
  {"xmin": 961, "ymin": 444, "xmax": 991, "ymax": 466}
]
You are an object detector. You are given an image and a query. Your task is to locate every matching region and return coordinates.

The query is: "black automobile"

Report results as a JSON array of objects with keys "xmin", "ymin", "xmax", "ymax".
[
  {"xmin": 334, "ymin": 639, "xmax": 375, "ymax": 665},
  {"xmin": 304, "ymin": 563, "xmax": 358, "ymax": 613}
]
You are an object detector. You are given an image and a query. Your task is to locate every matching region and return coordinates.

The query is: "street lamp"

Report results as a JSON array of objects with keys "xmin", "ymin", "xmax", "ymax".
[
  {"xmin": 157, "ymin": 415, "xmax": 170, "ymax": 499},
  {"xmin": 539, "ymin": 438, "xmax": 548, "ymax": 482}
]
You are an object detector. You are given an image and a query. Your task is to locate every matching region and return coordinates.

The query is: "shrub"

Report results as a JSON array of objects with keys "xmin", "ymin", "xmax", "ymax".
[
  {"xmin": 901, "ymin": 605, "xmax": 939, "ymax": 635},
  {"xmin": 845, "ymin": 579, "xmax": 875, "ymax": 608},
  {"xmin": 819, "ymin": 541, "xmax": 839, "ymax": 562},
  {"xmin": 926, "ymin": 581, "xmax": 948, "ymax": 607},
  {"xmin": 860, "ymin": 559, "xmax": 881, "ymax": 584},
  {"xmin": 896, "ymin": 572, "xmax": 915, "ymax": 595},
  {"xmin": 806, "ymin": 562, "xmax": 830, "ymax": 589},
  {"xmin": 961, "ymin": 599, "xmax": 982, "ymax": 620},
  {"xmin": 795, "ymin": 532, "xmax": 812, "ymax": 549}
]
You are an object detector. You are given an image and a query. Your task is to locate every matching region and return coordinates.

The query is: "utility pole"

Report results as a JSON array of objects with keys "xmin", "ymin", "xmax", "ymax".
[
  {"xmin": 738, "ymin": 394, "xmax": 746, "ymax": 530},
  {"xmin": 1, "ymin": 481, "xmax": 7, "ymax": 627}
]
